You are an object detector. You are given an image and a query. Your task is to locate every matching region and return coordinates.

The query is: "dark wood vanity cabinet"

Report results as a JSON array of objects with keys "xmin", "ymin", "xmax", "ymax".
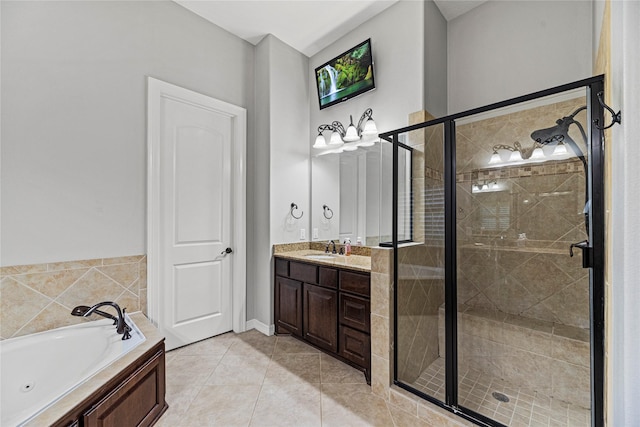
[
  {"xmin": 303, "ymin": 283, "xmax": 338, "ymax": 352},
  {"xmin": 274, "ymin": 257, "xmax": 371, "ymax": 381},
  {"xmin": 275, "ymin": 276, "xmax": 303, "ymax": 337}
]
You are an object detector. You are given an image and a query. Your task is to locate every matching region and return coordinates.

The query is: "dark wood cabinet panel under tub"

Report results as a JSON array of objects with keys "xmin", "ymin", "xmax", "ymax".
[
  {"xmin": 51, "ymin": 341, "xmax": 168, "ymax": 427},
  {"xmin": 274, "ymin": 256, "xmax": 371, "ymax": 382}
]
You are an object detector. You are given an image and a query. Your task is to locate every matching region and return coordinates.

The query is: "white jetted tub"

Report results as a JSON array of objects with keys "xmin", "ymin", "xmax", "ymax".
[{"xmin": 0, "ymin": 315, "xmax": 145, "ymax": 427}]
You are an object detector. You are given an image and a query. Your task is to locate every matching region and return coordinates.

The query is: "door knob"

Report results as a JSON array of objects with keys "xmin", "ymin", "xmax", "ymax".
[{"xmin": 221, "ymin": 247, "xmax": 233, "ymax": 255}]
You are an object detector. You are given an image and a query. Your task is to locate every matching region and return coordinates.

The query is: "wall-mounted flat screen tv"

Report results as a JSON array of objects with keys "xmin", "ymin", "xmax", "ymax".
[{"xmin": 315, "ymin": 39, "xmax": 375, "ymax": 110}]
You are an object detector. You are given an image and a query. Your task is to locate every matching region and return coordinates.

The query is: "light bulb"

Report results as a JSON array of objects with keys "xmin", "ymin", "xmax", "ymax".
[
  {"xmin": 553, "ymin": 142, "xmax": 568, "ymax": 156},
  {"xmin": 313, "ymin": 133, "xmax": 327, "ymax": 149},
  {"xmin": 482, "ymin": 183, "xmax": 489, "ymax": 190},
  {"xmin": 343, "ymin": 116, "xmax": 360, "ymax": 142},
  {"xmin": 488, "ymin": 152, "xmax": 501, "ymax": 165},
  {"xmin": 509, "ymin": 150, "xmax": 523, "ymax": 162},
  {"xmin": 530, "ymin": 147, "xmax": 545, "ymax": 160},
  {"xmin": 362, "ymin": 118, "xmax": 378, "ymax": 136},
  {"xmin": 329, "ymin": 130, "xmax": 343, "ymax": 146},
  {"xmin": 343, "ymin": 125, "xmax": 359, "ymax": 141}
]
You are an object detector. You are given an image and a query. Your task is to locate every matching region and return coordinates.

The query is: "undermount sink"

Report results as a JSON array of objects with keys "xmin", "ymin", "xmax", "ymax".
[{"xmin": 305, "ymin": 254, "xmax": 338, "ymax": 260}]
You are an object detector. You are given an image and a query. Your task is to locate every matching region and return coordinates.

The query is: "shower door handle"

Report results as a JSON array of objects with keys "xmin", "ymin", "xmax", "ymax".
[{"xmin": 570, "ymin": 240, "xmax": 592, "ymax": 268}]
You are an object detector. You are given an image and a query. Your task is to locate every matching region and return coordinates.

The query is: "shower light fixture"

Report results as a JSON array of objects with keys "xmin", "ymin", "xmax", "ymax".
[{"xmin": 313, "ymin": 108, "xmax": 378, "ymax": 153}]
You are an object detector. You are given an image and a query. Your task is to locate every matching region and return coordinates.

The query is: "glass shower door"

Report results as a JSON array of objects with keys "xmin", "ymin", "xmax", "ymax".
[
  {"xmin": 386, "ymin": 76, "xmax": 605, "ymax": 427},
  {"xmin": 394, "ymin": 125, "xmax": 447, "ymax": 403},
  {"xmin": 455, "ymin": 90, "xmax": 594, "ymax": 426}
]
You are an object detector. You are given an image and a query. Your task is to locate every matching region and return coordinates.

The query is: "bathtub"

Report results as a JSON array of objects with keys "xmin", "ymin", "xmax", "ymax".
[{"xmin": 0, "ymin": 315, "xmax": 145, "ymax": 427}]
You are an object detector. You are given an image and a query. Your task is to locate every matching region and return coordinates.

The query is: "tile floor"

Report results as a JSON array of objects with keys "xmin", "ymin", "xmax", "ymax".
[
  {"xmin": 157, "ymin": 329, "xmax": 434, "ymax": 427},
  {"xmin": 411, "ymin": 358, "xmax": 590, "ymax": 427}
]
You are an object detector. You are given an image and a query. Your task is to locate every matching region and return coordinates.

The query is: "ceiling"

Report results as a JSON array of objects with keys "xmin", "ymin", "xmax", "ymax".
[{"xmin": 174, "ymin": 0, "xmax": 487, "ymax": 57}]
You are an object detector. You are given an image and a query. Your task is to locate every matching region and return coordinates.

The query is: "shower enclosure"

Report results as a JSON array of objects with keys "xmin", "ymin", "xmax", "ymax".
[{"xmin": 380, "ymin": 76, "xmax": 605, "ymax": 427}]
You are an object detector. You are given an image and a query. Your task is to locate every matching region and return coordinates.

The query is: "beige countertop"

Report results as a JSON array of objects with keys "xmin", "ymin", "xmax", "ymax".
[
  {"xmin": 274, "ymin": 249, "xmax": 371, "ymax": 273},
  {"xmin": 25, "ymin": 312, "xmax": 164, "ymax": 426}
]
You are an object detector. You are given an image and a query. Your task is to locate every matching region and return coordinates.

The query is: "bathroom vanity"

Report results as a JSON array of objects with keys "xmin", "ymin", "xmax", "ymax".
[{"xmin": 274, "ymin": 251, "xmax": 371, "ymax": 382}]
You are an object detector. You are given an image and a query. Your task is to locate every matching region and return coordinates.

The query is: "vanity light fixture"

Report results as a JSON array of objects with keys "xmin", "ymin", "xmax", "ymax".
[
  {"xmin": 487, "ymin": 138, "xmax": 573, "ymax": 167},
  {"xmin": 472, "ymin": 180, "xmax": 502, "ymax": 194},
  {"xmin": 313, "ymin": 108, "xmax": 378, "ymax": 153}
]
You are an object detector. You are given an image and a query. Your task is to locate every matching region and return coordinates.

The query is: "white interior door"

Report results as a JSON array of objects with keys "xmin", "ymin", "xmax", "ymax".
[{"xmin": 147, "ymin": 78, "xmax": 246, "ymax": 351}]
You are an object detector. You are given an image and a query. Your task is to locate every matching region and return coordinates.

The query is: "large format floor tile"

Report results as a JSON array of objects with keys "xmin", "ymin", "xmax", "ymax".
[{"xmin": 159, "ymin": 329, "xmax": 444, "ymax": 426}]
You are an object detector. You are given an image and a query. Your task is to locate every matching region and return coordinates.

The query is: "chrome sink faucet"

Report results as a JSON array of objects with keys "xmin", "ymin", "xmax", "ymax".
[{"xmin": 71, "ymin": 301, "xmax": 132, "ymax": 340}]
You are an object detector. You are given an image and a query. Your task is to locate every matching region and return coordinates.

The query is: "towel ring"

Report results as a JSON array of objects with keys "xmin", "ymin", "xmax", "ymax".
[
  {"xmin": 290, "ymin": 202, "xmax": 303, "ymax": 220},
  {"xmin": 322, "ymin": 204, "xmax": 334, "ymax": 220}
]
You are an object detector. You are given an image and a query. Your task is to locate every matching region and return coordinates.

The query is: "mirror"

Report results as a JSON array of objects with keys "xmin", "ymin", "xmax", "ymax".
[{"xmin": 311, "ymin": 139, "xmax": 411, "ymax": 247}]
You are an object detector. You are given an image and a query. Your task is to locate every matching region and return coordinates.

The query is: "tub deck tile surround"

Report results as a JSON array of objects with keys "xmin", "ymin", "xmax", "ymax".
[
  {"xmin": 22, "ymin": 312, "xmax": 164, "ymax": 427},
  {"xmin": 0, "ymin": 255, "xmax": 147, "ymax": 339}
]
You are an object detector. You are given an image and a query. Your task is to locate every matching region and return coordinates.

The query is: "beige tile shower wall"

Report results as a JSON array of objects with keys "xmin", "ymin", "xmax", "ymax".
[
  {"xmin": 396, "ymin": 244, "xmax": 445, "ymax": 383},
  {"xmin": 455, "ymin": 99, "xmax": 590, "ymax": 329},
  {"xmin": 370, "ymin": 246, "xmax": 394, "ymax": 399},
  {"xmin": 456, "ymin": 244, "xmax": 589, "ymax": 328},
  {"xmin": 0, "ymin": 255, "xmax": 147, "ymax": 339},
  {"xmin": 456, "ymin": 165, "xmax": 589, "ymax": 328}
]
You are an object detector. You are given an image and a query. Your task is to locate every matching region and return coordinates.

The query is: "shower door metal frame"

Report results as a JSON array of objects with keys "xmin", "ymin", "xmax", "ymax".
[{"xmin": 381, "ymin": 75, "xmax": 606, "ymax": 427}]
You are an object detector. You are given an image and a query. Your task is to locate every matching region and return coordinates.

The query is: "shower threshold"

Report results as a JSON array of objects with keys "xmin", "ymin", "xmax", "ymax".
[{"xmin": 410, "ymin": 358, "xmax": 590, "ymax": 426}]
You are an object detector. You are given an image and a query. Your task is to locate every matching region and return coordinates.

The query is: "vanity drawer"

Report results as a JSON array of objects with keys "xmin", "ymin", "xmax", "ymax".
[
  {"xmin": 340, "ymin": 294, "xmax": 370, "ymax": 333},
  {"xmin": 319, "ymin": 267, "xmax": 338, "ymax": 289},
  {"xmin": 275, "ymin": 258, "xmax": 289, "ymax": 277},
  {"xmin": 339, "ymin": 271, "xmax": 370, "ymax": 297},
  {"xmin": 340, "ymin": 325, "xmax": 370, "ymax": 368},
  {"xmin": 290, "ymin": 261, "xmax": 317, "ymax": 284}
]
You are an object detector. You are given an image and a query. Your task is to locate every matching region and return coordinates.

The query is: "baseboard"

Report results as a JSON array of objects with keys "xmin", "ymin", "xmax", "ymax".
[{"xmin": 246, "ymin": 319, "xmax": 275, "ymax": 336}]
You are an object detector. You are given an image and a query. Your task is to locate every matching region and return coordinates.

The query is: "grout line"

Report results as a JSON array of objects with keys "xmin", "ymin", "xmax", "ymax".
[{"xmin": 10, "ymin": 300, "xmax": 56, "ymax": 338}]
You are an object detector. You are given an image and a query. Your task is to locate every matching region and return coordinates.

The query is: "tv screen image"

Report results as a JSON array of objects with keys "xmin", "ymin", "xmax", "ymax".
[{"xmin": 315, "ymin": 39, "xmax": 375, "ymax": 110}]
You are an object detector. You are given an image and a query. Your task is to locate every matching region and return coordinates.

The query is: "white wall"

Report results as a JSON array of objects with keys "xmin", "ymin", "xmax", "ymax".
[
  {"xmin": 592, "ymin": 0, "xmax": 606, "ymax": 59},
  {"xmin": 248, "ymin": 36, "xmax": 271, "ymax": 325},
  {"xmin": 309, "ymin": 0, "xmax": 427, "ymax": 145},
  {"xmin": 250, "ymin": 35, "xmax": 310, "ymax": 327},
  {"xmin": 448, "ymin": 0, "xmax": 593, "ymax": 113},
  {"xmin": 609, "ymin": 1, "xmax": 640, "ymax": 424},
  {"xmin": 1, "ymin": 1, "xmax": 254, "ymax": 266},
  {"xmin": 268, "ymin": 36, "xmax": 311, "ymax": 245},
  {"xmin": 424, "ymin": 0, "xmax": 448, "ymax": 117}
]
